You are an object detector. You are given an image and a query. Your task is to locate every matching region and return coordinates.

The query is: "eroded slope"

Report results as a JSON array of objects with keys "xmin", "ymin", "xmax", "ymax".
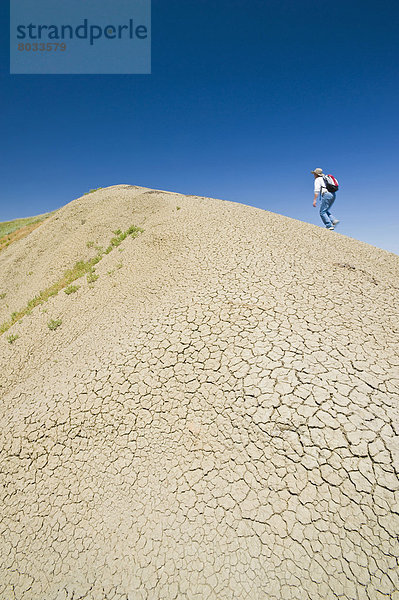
[{"xmin": 1, "ymin": 186, "xmax": 398, "ymax": 600}]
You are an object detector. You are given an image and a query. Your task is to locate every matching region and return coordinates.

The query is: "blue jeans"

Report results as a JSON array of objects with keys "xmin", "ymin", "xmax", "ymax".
[{"xmin": 320, "ymin": 192, "xmax": 337, "ymax": 228}]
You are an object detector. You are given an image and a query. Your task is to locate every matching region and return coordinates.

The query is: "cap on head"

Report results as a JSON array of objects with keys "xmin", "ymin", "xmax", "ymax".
[{"xmin": 311, "ymin": 168, "xmax": 324, "ymax": 176}]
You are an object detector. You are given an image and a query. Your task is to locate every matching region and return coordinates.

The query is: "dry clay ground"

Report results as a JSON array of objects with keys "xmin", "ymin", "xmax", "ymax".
[{"xmin": 0, "ymin": 185, "xmax": 399, "ymax": 600}]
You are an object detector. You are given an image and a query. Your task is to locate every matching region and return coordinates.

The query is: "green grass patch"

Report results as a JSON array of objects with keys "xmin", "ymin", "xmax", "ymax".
[
  {"xmin": 7, "ymin": 334, "xmax": 19, "ymax": 344},
  {"xmin": 103, "ymin": 226, "xmax": 142, "ymax": 254},
  {"xmin": 0, "ymin": 211, "xmax": 56, "ymax": 239},
  {"xmin": 126, "ymin": 225, "xmax": 143, "ymax": 237},
  {"xmin": 83, "ymin": 188, "xmax": 103, "ymax": 196},
  {"xmin": 48, "ymin": 319, "xmax": 62, "ymax": 331},
  {"xmin": 87, "ymin": 270, "xmax": 99, "ymax": 284},
  {"xmin": 0, "ymin": 224, "xmax": 143, "ymax": 335},
  {"xmin": 65, "ymin": 285, "xmax": 80, "ymax": 295}
]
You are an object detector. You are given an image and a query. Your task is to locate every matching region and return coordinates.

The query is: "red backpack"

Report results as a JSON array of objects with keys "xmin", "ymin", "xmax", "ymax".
[{"xmin": 323, "ymin": 174, "xmax": 339, "ymax": 193}]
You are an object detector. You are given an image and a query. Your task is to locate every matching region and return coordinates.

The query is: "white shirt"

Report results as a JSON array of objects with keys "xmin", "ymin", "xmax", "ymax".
[{"xmin": 314, "ymin": 176, "xmax": 327, "ymax": 196}]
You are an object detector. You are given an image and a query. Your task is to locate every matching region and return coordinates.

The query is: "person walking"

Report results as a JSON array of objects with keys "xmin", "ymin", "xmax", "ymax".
[{"xmin": 311, "ymin": 168, "xmax": 340, "ymax": 230}]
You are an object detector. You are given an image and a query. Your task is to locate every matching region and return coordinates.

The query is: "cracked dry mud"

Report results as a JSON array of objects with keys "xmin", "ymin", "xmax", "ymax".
[{"xmin": 0, "ymin": 185, "xmax": 398, "ymax": 600}]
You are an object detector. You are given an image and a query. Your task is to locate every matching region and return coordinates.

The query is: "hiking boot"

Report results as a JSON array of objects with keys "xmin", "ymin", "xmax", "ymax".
[
  {"xmin": 332, "ymin": 219, "xmax": 340, "ymax": 226},
  {"xmin": 327, "ymin": 226, "xmax": 335, "ymax": 230}
]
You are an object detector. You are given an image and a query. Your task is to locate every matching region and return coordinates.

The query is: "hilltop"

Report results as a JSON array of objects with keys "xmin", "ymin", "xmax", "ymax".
[{"xmin": 1, "ymin": 185, "xmax": 398, "ymax": 600}]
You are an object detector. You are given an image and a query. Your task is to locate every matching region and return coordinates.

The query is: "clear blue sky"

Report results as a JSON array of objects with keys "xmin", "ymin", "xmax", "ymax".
[{"xmin": 1, "ymin": 0, "xmax": 398, "ymax": 254}]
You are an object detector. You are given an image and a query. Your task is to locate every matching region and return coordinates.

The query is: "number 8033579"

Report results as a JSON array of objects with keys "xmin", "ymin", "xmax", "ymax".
[{"xmin": 18, "ymin": 43, "xmax": 67, "ymax": 51}]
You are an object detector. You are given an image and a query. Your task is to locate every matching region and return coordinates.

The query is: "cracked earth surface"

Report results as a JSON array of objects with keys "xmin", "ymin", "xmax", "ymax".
[{"xmin": 0, "ymin": 185, "xmax": 398, "ymax": 599}]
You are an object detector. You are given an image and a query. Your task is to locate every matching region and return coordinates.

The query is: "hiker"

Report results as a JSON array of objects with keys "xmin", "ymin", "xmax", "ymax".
[{"xmin": 311, "ymin": 168, "xmax": 340, "ymax": 230}]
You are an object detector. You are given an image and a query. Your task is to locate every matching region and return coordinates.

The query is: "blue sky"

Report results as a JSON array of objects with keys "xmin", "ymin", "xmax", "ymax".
[{"xmin": 1, "ymin": 0, "xmax": 398, "ymax": 254}]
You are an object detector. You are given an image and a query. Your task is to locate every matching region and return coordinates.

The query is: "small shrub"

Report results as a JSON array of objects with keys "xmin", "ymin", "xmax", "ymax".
[
  {"xmin": 7, "ymin": 334, "xmax": 19, "ymax": 344},
  {"xmin": 87, "ymin": 270, "xmax": 99, "ymax": 283},
  {"xmin": 127, "ymin": 225, "xmax": 143, "ymax": 237},
  {"xmin": 110, "ymin": 236, "xmax": 122, "ymax": 247},
  {"xmin": 86, "ymin": 241, "xmax": 94, "ymax": 248},
  {"xmin": 116, "ymin": 263, "xmax": 123, "ymax": 269},
  {"xmin": 48, "ymin": 319, "xmax": 62, "ymax": 330},
  {"xmin": 113, "ymin": 229, "xmax": 122, "ymax": 235},
  {"xmin": 65, "ymin": 285, "xmax": 80, "ymax": 295},
  {"xmin": 0, "ymin": 293, "xmax": 6, "ymax": 299},
  {"xmin": 176, "ymin": 206, "xmax": 181, "ymax": 210}
]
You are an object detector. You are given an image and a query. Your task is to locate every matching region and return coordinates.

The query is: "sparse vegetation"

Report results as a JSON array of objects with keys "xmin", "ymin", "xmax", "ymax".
[
  {"xmin": 177, "ymin": 206, "xmax": 181, "ymax": 210},
  {"xmin": 7, "ymin": 334, "xmax": 19, "ymax": 344},
  {"xmin": 0, "ymin": 224, "xmax": 143, "ymax": 335},
  {"xmin": 127, "ymin": 225, "xmax": 143, "ymax": 237},
  {"xmin": 0, "ymin": 293, "xmax": 6, "ymax": 300},
  {"xmin": 48, "ymin": 319, "xmax": 62, "ymax": 330},
  {"xmin": 0, "ymin": 211, "xmax": 57, "ymax": 253},
  {"xmin": 65, "ymin": 285, "xmax": 80, "ymax": 295},
  {"xmin": 87, "ymin": 270, "xmax": 99, "ymax": 284},
  {"xmin": 83, "ymin": 188, "xmax": 103, "ymax": 195},
  {"xmin": 0, "ymin": 212, "xmax": 55, "ymax": 238},
  {"xmin": 86, "ymin": 241, "xmax": 95, "ymax": 248},
  {"xmin": 104, "ymin": 225, "xmax": 143, "ymax": 254}
]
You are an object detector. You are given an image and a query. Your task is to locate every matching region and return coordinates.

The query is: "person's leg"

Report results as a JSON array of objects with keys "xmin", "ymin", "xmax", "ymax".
[
  {"xmin": 326, "ymin": 193, "xmax": 337, "ymax": 223},
  {"xmin": 320, "ymin": 193, "xmax": 334, "ymax": 228}
]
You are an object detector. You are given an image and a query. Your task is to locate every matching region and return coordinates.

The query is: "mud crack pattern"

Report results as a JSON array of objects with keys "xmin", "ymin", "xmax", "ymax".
[{"xmin": 0, "ymin": 186, "xmax": 398, "ymax": 599}]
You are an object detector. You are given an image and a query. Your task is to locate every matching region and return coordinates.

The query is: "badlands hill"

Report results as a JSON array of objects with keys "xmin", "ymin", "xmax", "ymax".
[{"xmin": 0, "ymin": 185, "xmax": 398, "ymax": 600}]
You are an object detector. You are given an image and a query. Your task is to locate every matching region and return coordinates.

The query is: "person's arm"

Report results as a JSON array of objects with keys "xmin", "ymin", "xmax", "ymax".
[{"xmin": 313, "ymin": 178, "xmax": 320, "ymax": 207}]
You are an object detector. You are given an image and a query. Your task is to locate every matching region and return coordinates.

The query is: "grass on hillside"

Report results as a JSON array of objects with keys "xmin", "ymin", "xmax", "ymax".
[
  {"xmin": 48, "ymin": 319, "xmax": 62, "ymax": 331},
  {"xmin": 83, "ymin": 188, "xmax": 103, "ymax": 195},
  {"xmin": 64, "ymin": 285, "xmax": 80, "ymax": 295},
  {"xmin": 0, "ymin": 211, "xmax": 57, "ymax": 252},
  {"xmin": 0, "ymin": 225, "xmax": 143, "ymax": 336}
]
